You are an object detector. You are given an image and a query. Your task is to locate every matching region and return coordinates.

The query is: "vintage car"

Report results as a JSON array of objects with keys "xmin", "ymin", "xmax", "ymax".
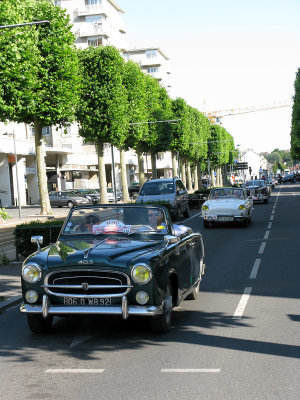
[
  {"xmin": 201, "ymin": 187, "xmax": 253, "ymax": 228},
  {"xmin": 20, "ymin": 204, "xmax": 206, "ymax": 334},
  {"xmin": 243, "ymin": 179, "xmax": 270, "ymax": 202}
]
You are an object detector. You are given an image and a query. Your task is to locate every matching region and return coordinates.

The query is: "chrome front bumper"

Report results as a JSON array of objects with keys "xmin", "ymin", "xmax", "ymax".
[{"xmin": 20, "ymin": 295, "xmax": 163, "ymax": 320}]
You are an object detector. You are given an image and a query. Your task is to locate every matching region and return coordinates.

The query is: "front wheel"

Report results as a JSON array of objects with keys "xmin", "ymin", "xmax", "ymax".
[
  {"xmin": 27, "ymin": 314, "xmax": 53, "ymax": 334},
  {"xmin": 183, "ymin": 206, "xmax": 190, "ymax": 218},
  {"xmin": 150, "ymin": 281, "xmax": 173, "ymax": 333},
  {"xmin": 203, "ymin": 220, "xmax": 210, "ymax": 228},
  {"xmin": 67, "ymin": 201, "xmax": 73, "ymax": 208}
]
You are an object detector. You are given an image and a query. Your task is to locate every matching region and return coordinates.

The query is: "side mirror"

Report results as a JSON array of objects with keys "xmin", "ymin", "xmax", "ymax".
[{"xmin": 31, "ymin": 235, "xmax": 43, "ymax": 252}]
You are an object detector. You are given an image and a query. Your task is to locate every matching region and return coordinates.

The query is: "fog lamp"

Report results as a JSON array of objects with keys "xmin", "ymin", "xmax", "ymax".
[
  {"xmin": 25, "ymin": 290, "xmax": 38, "ymax": 304},
  {"xmin": 136, "ymin": 291, "xmax": 149, "ymax": 305}
]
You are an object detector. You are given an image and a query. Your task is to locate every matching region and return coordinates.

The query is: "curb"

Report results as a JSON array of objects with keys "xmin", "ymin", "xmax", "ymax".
[{"xmin": 0, "ymin": 295, "xmax": 22, "ymax": 313}]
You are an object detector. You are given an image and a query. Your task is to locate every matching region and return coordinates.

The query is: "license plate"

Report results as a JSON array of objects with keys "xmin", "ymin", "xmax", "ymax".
[
  {"xmin": 63, "ymin": 297, "xmax": 111, "ymax": 306},
  {"xmin": 218, "ymin": 216, "xmax": 234, "ymax": 221}
]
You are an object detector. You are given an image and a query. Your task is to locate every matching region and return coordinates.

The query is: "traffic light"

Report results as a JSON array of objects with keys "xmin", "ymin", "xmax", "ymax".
[{"xmin": 249, "ymin": 166, "xmax": 252, "ymax": 175}]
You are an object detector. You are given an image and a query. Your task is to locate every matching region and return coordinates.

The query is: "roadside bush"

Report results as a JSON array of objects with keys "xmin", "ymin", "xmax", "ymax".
[
  {"xmin": 14, "ymin": 219, "xmax": 65, "ymax": 259},
  {"xmin": 0, "ymin": 208, "xmax": 12, "ymax": 221}
]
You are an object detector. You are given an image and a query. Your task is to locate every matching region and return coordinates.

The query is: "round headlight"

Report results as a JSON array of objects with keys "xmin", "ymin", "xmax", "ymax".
[
  {"xmin": 131, "ymin": 264, "xmax": 152, "ymax": 284},
  {"xmin": 25, "ymin": 290, "xmax": 38, "ymax": 304},
  {"xmin": 22, "ymin": 263, "xmax": 42, "ymax": 284},
  {"xmin": 202, "ymin": 205, "xmax": 209, "ymax": 211},
  {"xmin": 136, "ymin": 291, "xmax": 150, "ymax": 305},
  {"xmin": 238, "ymin": 205, "xmax": 246, "ymax": 210}
]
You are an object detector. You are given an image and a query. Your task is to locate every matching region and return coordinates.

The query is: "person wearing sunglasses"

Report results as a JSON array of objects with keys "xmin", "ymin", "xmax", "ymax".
[{"xmin": 147, "ymin": 209, "xmax": 167, "ymax": 231}]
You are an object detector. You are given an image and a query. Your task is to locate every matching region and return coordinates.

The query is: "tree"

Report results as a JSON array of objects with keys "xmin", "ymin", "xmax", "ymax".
[
  {"xmin": 291, "ymin": 68, "xmax": 300, "ymax": 160},
  {"xmin": 76, "ymin": 46, "xmax": 128, "ymax": 203},
  {"xmin": 0, "ymin": 0, "xmax": 79, "ymax": 214}
]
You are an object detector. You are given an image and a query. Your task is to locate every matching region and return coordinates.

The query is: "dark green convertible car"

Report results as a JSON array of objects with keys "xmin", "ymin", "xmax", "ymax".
[{"xmin": 20, "ymin": 204, "xmax": 206, "ymax": 333}]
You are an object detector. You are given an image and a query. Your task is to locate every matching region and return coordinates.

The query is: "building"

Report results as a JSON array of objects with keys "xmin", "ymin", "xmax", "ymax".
[
  {"xmin": 123, "ymin": 47, "xmax": 172, "ymax": 90},
  {"xmin": 240, "ymin": 149, "xmax": 268, "ymax": 180}
]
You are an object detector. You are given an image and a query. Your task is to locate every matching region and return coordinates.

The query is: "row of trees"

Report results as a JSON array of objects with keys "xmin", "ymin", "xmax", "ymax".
[
  {"xmin": 265, "ymin": 149, "xmax": 293, "ymax": 173},
  {"xmin": 0, "ymin": 0, "xmax": 236, "ymax": 214},
  {"xmin": 291, "ymin": 68, "xmax": 300, "ymax": 160}
]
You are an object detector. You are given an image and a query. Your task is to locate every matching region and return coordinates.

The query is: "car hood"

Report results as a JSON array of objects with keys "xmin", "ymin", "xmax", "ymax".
[
  {"xmin": 204, "ymin": 199, "xmax": 244, "ymax": 209},
  {"xmin": 46, "ymin": 237, "xmax": 163, "ymax": 268}
]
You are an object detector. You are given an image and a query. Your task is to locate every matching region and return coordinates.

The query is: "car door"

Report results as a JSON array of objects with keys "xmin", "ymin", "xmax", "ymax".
[
  {"xmin": 177, "ymin": 180, "xmax": 188, "ymax": 212},
  {"xmin": 49, "ymin": 192, "xmax": 58, "ymax": 206}
]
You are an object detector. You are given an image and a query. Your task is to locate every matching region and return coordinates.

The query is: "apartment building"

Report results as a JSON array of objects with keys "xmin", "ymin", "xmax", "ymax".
[{"xmin": 123, "ymin": 47, "xmax": 172, "ymax": 91}]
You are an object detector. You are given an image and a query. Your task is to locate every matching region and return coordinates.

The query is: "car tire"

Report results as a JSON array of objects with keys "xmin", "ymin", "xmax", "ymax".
[
  {"xmin": 67, "ymin": 201, "xmax": 73, "ymax": 208},
  {"xmin": 27, "ymin": 314, "xmax": 53, "ymax": 334},
  {"xmin": 150, "ymin": 281, "xmax": 173, "ymax": 333},
  {"xmin": 173, "ymin": 206, "xmax": 181, "ymax": 221},
  {"xmin": 243, "ymin": 217, "xmax": 249, "ymax": 228},
  {"xmin": 183, "ymin": 206, "xmax": 190, "ymax": 219},
  {"xmin": 186, "ymin": 281, "xmax": 200, "ymax": 300},
  {"xmin": 263, "ymin": 198, "xmax": 268, "ymax": 203},
  {"xmin": 203, "ymin": 220, "xmax": 210, "ymax": 228}
]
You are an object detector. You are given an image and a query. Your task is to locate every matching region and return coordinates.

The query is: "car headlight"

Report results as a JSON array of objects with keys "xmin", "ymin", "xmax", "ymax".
[
  {"xmin": 238, "ymin": 205, "xmax": 245, "ymax": 210},
  {"xmin": 131, "ymin": 264, "xmax": 152, "ymax": 284},
  {"xmin": 202, "ymin": 205, "xmax": 209, "ymax": 211},
  {"xmin": 86, "ymin": 196, "xmax": 91, "ymax": 200},
  {"xmin": 22, "ymin": 263, "xmax": 42, "ymax": 284}
]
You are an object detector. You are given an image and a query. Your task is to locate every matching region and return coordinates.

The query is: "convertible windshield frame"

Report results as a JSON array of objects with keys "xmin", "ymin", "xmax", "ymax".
[{"xmin": 61, "ymin": 204, "xmax": 172, "ymax": 237}]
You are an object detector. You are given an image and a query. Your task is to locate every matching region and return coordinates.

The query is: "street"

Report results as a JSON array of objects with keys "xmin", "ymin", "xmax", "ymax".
[{"xmin": 0, "ymin": 183, "xmax": 299, "ymax": 400}]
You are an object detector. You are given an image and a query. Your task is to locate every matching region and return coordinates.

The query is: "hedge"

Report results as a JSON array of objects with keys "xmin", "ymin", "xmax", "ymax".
[{"xmin": 14, "ymin": 219, "xmax": 65, "ymax": 260}]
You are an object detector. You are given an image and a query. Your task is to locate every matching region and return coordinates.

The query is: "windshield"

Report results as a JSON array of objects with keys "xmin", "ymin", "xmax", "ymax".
[
  {"xmin": 63, "ymin": 206, "xmax": 169, "ymax": 236},
  {"xmin": 140, "ymin": 181, "xmax": 174, "ymax": 195},
  {"xmin": 245, "ymin": 180, "xmax": 264, "ymax": 187},
  {"xmin": 209, "ymin": 188, "xmax": 244, "ymax": 199}
]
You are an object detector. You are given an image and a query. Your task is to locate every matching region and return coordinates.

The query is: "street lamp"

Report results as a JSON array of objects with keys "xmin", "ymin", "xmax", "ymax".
[{"xmin": 3, "ymin": 131, "xmax": 22, "ymax": 218}]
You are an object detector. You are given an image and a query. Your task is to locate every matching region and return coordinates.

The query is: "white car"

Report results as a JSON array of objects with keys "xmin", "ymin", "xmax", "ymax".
[{"xmin": 201, "ymin": 187, "xmax": 254, "ymax": 228}]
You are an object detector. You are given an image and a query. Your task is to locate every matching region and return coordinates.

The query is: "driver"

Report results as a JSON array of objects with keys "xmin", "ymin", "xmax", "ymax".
[
  {"xmin": 148, "ymin": 209, "xmax": 167, "ymax": 231},
  {"xmin": 78, "ymin": 214, "xmax": 100, "ymax": 232}
]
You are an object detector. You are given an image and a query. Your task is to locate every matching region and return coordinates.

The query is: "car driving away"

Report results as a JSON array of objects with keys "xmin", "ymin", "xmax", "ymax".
[
  {"xmin": 201, "ymin": 187, "xmax": 253, "ymax": 228},
  {"xmin": 20, "ymin": 204, "xmax": 206, "ymax": 334}
]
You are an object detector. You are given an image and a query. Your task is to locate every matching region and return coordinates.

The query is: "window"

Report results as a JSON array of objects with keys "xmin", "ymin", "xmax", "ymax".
[
  {"xmin": 54, "ymin": 0, "xmax": 61, "ymax": 7},
  {"xmin": 146, "ymin": 50, "xmax": 157, "ymax": 59},
  {"xmin": 147, "ymin": 67, "xmax": 159, "ymax": 74},
  {"xmin": 86, "ymin": 15, "xmax": 102, "ymax": 24},
  {"xmin": 29, "ymin": 126, "xmax": 51, "ymax": 136},
  {"xmin": 88, "ymin": 38, "xmax": 103, "ymax": 47},
  {"xmin": 85, "ymin": 0, "xmax": 101, "ymax": 5}
]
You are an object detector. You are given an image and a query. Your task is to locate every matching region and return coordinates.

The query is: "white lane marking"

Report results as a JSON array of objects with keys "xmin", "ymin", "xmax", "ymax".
[
  {"xmin": 270, "ymin": 215, "xmax": 274, "ymax": 221},
  {"xmin": 233, "ymin": 287, "xmax": 252, "ymax": 319},
  {"xmin": 258, "ymin": 242, "xmax": 266, "ymax": 254},
  {"xmin": 180, "ymin": 212, "xmax": 202, "ymax": 224},
  {"xmin": 161, "ymin": 369, "xmax": 220, "ymax": 373},
  {"xmin": 271, "ymin": 210, "xmax": 275, "ymax": 215},
  {"xmin": 45, "ymin": 369, "xmax": 105, "ymax": 374},
  {"xmin": 264, "ymin": 230, "xmax": 270, "ymax": 240},
  {"xmin": 250, "ymin": 259, "xmax": 261, "ymax": 279},
  {"xmin": 267, "ymin": 222, "xmax": 272, "ymax": 229}
]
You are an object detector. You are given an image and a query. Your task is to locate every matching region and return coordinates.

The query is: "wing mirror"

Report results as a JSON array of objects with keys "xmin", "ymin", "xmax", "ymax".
[
  {"xmin": 31, "ymin": 235, "xmax": 43, "ymax": 252},
  {"xmin": 164, "ymin": 235, "xmax": 179, "ymax": 246}
]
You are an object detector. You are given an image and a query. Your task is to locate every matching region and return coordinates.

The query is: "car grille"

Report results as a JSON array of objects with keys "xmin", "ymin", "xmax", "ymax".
[{"xmin": 43, "ymin": 269, "xmax": 132, "ymax": 298}]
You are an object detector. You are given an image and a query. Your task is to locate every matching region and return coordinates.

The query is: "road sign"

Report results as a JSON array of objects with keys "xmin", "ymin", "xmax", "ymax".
[{"xmin": 233, "ymin": 162, "xmax": 248, "ymax": 170}]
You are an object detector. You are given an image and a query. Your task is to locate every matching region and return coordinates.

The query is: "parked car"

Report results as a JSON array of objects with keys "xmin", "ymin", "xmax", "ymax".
[
  {"xmin": 128, "ymin": 182, "xmax": 140, "ymax": 197},
  {"xmin": 136, "ymin": 178, "xmax": 189, "ymax": 220},
  {"xmin": 48, "ymin": 191, "xmax": 90, "ymax": 208},
  {"xmin": 20, "ymin": 204, "xmax": 206, "ymax": 334},
  {"xmin": 106, "ymin": 187, "xmax": 122, "ymax": 202},
  {"xmin": 201, "ymin": 187, "xmax": 253, "ymax": 228},
  {"xmin": 243, "ymin": 179, "xmax": 270, "ymax": 202},
  {"xmin": 282, "ymin": 173, "xmax": 296, "ymax": 184},
  {"xmin": 67, "ymin": 189, "xmax": 99, "ymax": 204}
]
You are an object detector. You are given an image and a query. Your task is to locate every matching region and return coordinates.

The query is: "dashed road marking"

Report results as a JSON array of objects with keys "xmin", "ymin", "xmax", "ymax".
[
  {"xmin": 233, "ymin": 287, "xmax": 252, "ymax": 319},
  {"xmin": 45, "ymin": 369, "xmax": 105, "ymax": 374},
  {"xmin": 161, "ymin": 369, "xmax": 221, "ymax": 373},
  {"xmin": 250, "ymin": 259, "xmax": 261, "ymax": 279},
  {"xmin": 258, "ymin": 242, "xmax": 266, "ymax": 254},
  {"xmin": 270, "ymin": 215, "xmax": 274, "ymax": 221},
  {"xmin": 264, "ymin": 230, "xmax": 270, "ymax": 240},
  {"xmin": 267, "ymin": 222, "xmax": 272, "ymax": 229}
]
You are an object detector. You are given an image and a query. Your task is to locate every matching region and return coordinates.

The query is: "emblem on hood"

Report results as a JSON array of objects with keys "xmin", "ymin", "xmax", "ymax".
[
  {"xmin": 82, "ymin": 282, "xmax": 89, "ymax": 291},
  {"xmin": 78, "ymin": 260, "xmax": 94, "ymax": 264}
]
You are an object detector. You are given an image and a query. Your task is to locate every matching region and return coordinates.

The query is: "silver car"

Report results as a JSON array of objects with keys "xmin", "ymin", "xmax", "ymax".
[
  {"xmin": 136, "ymin": 178, "xmax": 189, "ymax": 220},
  {"xmin": 48, "ymin": 191, "xmax": 90, "ymax": 208}
]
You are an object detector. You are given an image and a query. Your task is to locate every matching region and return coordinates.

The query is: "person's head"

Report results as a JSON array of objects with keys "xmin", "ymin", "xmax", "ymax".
[
  {"xmin": 83, "ymin": 214, "xmax": 100, "ymax": 232},
  {"xmin": 234, "ymin": 190, "xmax": 240, "ymax": 198},
  {"xmin": 148, "ymin": 209, "xmax": 164, "ymax": 229}
]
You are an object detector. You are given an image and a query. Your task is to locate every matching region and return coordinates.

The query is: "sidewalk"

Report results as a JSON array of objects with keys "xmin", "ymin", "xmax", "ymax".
[{"xmin": 0, "ymin": 262, "xmax": 22, "ymax": 313}]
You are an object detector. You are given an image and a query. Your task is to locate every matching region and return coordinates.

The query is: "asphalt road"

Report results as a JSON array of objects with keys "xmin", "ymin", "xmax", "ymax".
[{"xmin": 0, "ymin": 184, "xmax": 299, "ymax": 400}]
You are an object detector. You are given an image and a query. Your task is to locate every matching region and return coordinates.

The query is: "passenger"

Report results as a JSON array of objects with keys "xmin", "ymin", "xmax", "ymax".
[
  {"xmin": 147, "ymin": 209, "xmax": 166, "ymax": 231},
  {"xmin": 78, "ymin": 214, "xmax": 100, "ymax": 233}
]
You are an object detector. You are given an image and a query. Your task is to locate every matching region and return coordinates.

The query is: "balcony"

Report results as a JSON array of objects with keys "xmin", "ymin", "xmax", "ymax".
[
  {"xmin": 73, "ymin": 5, "xmax": 110, "ymax": 18},
  {"xmin": 75, "ymin": 22, "xmax": 114, "ymax": 39}
]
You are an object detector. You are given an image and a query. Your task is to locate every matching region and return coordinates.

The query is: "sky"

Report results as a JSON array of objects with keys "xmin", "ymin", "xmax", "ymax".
[{"xmin": 117, "ymin": 0, "xmax": 300, "ymax": 154}]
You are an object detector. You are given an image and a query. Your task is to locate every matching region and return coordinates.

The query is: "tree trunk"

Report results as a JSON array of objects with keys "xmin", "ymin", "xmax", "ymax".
[
  {"xmin": 193, "ymin": 164, "xmax": 198, "ymax": 191},
  {"xmin": 186, "ymin": 160, "xmax": 192, "ymax": 192},
  {"xmin": 197, "ymin": 163, "xmax": 203, "ymax": 189},
  {"xmin": 181, "ymin": 158, "xmax": 186, "ymax": 187},
  {"xmin": 34, "ymin": 120, "xmax": 52, "ymax": 215},
  {"xmin": 171, "ymin": 151, "xmax": 177, "ymax": 178},
  {"xmin": 151, "ymin": 152, "xmax": 157, "ymax": 179},
  {"xmin": 120, "ymin": 148, "xmax": 129, "ymax": 202},
  {"xmin": 137, "ymin": 147, "xmax": 145, "ymax": 187},
  {"xmin": 211, "ymin": 168, "xmax": 215, "ymax": 187},
  {"xmin": 97, "ymin": 139, "xmax": 107, "ymax": 203}
]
